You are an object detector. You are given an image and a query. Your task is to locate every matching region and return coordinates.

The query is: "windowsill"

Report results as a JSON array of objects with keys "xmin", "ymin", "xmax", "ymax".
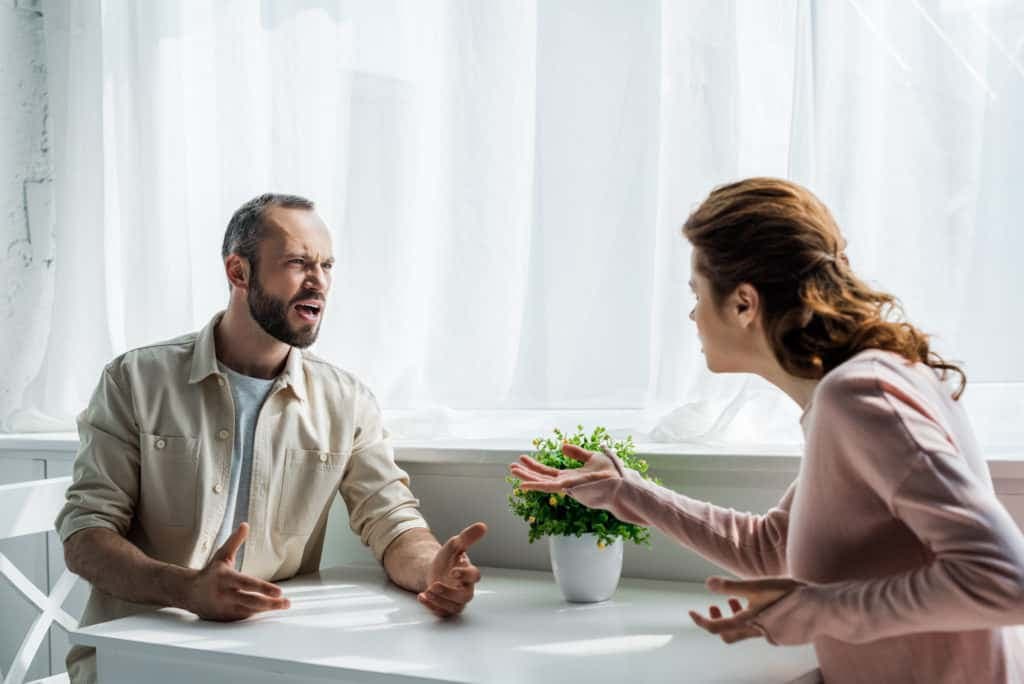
[{"xmin": 2, "ymin": 432, "xmax": 1023, "ymax": 477}]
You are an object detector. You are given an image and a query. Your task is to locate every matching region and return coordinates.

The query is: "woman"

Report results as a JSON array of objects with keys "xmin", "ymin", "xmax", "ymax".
[{"xmin": 510, "ymin": 178, "xmax": 1024, "ymax": 683}]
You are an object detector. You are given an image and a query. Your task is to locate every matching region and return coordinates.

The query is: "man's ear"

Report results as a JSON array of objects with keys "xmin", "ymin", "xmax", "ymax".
[
  {"xmin": 731, "ymin": 283, "xmax": 760, "ymax": 329},
  {"xmin": 225, "ymin": 254, "xmax": 250, "ymax": 290}
]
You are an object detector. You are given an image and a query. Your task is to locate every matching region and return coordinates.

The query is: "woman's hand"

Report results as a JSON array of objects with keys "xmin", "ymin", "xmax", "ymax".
[
  {"xmin": 688, "ymin": 576, "xmax": 802, "ymax": 644},
  {"xmin": 508, "ymin": 443, "xmax": 622, "ymax": 494}
]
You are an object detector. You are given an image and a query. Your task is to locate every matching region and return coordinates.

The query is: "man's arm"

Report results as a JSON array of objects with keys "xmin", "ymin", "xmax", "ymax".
[
  {"xmin": 343, "ymin": 383, "xmax": 487, "ymax": 616},
  {"xmin": 383, "ymin": 524, "xmax": 487, "ymax": 617},
  {"xmin": 64, "ymin": 522, "xmax": 289, "ymax": 621},
  {"xmin": 64, "ymin": 527, "xmax": 194, "ymax": 607},
  {"xmin": 381, "ymin": 528, "xmax": 440, "ymax": 592}
]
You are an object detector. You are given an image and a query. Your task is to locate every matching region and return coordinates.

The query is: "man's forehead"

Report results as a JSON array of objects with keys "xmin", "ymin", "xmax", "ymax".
[{"xmin": 262, "ymin": 207, "xmax": 333, "ymax": 256}]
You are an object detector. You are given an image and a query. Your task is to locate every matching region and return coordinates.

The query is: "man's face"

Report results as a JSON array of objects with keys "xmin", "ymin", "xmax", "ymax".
[{"xmin": 247, "ymin": 207, "xmax": 334, "ymax": 349}]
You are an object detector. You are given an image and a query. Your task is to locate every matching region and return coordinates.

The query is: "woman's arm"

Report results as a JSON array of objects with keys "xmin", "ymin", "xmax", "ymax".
[{"xmin": 513, "ymin": 445, "xmax": 793, "ymax": 578}]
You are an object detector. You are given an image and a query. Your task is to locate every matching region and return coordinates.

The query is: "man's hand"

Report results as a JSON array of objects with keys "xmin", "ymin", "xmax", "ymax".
[
  {"xmin": 417, "ymin": 522, "xmax": 487, "ymax": 618},
  {"xmin": 186, "ymin": 522, "xmax": 291, "ymax": 621},
  {"xmin": 688, "ymin": 576, "xmax": 801, "ymax": 644}
]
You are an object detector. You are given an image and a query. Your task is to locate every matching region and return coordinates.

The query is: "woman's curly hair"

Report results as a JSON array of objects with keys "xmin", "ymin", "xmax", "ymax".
[{"xmin": 683, "ymin": 177, "xmax": 966, "ymax": 399}]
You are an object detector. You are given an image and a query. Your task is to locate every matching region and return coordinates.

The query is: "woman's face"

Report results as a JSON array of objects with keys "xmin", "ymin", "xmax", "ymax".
[{"xmin": 688, "ymin": 248, "xmax": 756, "ymax": 374}]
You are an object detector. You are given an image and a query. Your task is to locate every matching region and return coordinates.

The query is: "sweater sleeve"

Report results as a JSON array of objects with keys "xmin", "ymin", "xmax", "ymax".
[
  {"xmin": 569, "ymin": 450, "xmax": 793, "ymax": 578},
  {"xmin": 753, "ymin": 370, "xmax": 1024, "ymax": 645}
]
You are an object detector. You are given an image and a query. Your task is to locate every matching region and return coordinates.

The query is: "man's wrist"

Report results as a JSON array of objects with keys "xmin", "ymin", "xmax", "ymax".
[{"xmin": 156, "ymin": 563, "xmax": 199, "ymax": 612}]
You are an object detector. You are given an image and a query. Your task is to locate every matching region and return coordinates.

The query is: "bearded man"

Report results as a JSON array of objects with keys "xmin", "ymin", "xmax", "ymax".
[{"xmin": 57, "ymin": 193, "xmax": 487, "ymax": 684}]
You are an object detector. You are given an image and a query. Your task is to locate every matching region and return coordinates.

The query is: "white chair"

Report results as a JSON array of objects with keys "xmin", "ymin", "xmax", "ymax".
[{"xmin": 0, "ymin": 476, "xmax": 77, "ymax": 684}]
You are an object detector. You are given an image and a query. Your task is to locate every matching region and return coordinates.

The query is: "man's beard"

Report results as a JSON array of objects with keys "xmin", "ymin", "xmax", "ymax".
[{"xmin": 248, "ymin": 269, "xmax": 322, "ymax": 349}]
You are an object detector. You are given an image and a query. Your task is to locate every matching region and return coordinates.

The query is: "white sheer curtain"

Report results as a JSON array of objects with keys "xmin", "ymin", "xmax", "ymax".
[{"xmin": 4, "ymin": 0, "xmax": 1022, "ymax": 447}]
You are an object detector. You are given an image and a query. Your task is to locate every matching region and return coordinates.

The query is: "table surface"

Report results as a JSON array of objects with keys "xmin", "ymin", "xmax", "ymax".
[{"xmin": 72, "ymin": 564, "xmax": 818, "ymax": 683}]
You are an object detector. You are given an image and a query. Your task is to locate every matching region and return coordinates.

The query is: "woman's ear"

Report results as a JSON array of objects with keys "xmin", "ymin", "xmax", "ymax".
[{"xmin": 732, "ymin": 283, "xmax": 760, "ymax": 329}]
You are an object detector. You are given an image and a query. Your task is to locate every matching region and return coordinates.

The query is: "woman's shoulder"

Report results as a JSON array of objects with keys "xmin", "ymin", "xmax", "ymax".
[
  {"xmin": 808, "ymin": 348, "xmax": 964, "ymax": 459},
  {"xmin": 814, "ymin": 349, "xmax": 943, "ymax": 409}
]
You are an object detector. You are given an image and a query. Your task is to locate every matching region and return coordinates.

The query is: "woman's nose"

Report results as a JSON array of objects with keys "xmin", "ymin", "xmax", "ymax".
[{"xmin": 688, "ymin": 307, "xmax": 695, "ymax": 322}]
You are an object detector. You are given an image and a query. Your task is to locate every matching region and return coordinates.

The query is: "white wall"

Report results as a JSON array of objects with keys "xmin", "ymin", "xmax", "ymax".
[{"xmin": 0, "ymin": 0, "xmax": 54, "ymax": 428}]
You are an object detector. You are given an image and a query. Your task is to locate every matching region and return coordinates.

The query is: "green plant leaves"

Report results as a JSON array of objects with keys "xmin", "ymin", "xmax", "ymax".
[{"xmin": 506, "ymin": 425, "xmax": 662, "ymax": 547}]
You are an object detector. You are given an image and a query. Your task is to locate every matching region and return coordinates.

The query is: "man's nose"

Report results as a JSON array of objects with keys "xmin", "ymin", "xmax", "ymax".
[{"xmin": 305, "ymin": 264, "xmax": 329, "ymax": 294}]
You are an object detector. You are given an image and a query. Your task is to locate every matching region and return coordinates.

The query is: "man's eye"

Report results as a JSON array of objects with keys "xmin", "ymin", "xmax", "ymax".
[
  {"xmin": 290, "ymin": 259, "xmax": 304, "ymax": 265},
  {"xmin": 323, "ymin": 262, "xmax": 334, "ymax": 271}
]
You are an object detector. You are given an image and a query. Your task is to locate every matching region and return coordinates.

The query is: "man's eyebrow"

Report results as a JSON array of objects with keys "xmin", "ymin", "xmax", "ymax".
[{"xmin": 281, "ymin": 251, "xmax": 334, "ymax": 263}]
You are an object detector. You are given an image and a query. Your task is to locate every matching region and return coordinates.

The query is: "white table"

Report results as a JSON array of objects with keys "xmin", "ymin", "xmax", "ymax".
[{"xmin": 72, "ymin": 564, "xmax": 819, "ymax": 684}]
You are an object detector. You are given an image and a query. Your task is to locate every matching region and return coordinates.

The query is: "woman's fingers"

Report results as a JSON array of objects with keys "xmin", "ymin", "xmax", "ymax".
[
  {"xmin": 515, "ymin": 477, "xmax": 565, "ymax": 494},
  {"xmin": 560, "ymin": 443, "xmax": 595, "ymax": 464},
  {"xmin": 720, "ymin": 625, "xmax": 762, "ymax": 644},
  {"xmin": 688, "ymin": 606, "xmax": 760, "ymax": 635},
  {"xmin": 509, "ymin": 463, "xmax": 560, "ymax": 484},
  {"xmin": 511, "ymin": 465, "xmax": 614, "ymax": 494},
  {"xmin": 690, "ymin": 577, "xmax": 796, "ymax": 645},
  {"xmin": 516, "ymin": 455, "xmax": 562, "ymax": 476}
]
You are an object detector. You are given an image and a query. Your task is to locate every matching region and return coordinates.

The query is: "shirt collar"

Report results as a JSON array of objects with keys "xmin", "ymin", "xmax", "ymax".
[{"xmin": 188, "ymin": 311, "xmax": 308, "ymax": 403}]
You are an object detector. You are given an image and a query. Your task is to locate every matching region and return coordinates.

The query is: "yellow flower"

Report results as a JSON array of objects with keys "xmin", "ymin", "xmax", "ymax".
[
  {"xmin": 527, "ymin": 516, "xmax": 536, "ymax": 524},
  {"xmin": 532, "ymin": 438, "xmax": 541, "ymax": 447},
  {"xmin": 513, "ymin": 488, "xmax": 522, "ymax": 496},
  {"xmin": 549, "ymin": 495, "xmax": 558, "ymax": 506},
  {"xmin": 597, "ymin": 540, "xmax": 607, "ymax": 550}
]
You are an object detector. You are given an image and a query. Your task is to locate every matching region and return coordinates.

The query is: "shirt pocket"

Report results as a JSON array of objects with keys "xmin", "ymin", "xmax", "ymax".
[
  {"xmin": 139, "ymin": 433, "xmax": 199, "ymax": 528},
  {"xmin": 274, "ymin": 449, "xmax": 346, "ymax": 536}
]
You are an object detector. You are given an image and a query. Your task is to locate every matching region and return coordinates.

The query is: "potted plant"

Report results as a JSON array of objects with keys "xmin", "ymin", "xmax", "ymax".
[{"xmin": 506, "ymin": 425, "xmax": 660, "ymax": 602}]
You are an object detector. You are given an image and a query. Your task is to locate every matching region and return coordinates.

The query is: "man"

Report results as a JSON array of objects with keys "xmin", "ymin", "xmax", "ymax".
[{"xmin": 56, "ymin": 194, "xmax": 487, "ymax": 683}]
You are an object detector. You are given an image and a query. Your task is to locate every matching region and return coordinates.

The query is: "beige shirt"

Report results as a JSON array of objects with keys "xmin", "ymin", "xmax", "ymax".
[{"xmin": 57, "ymin": 312, "xmax": 428, "ymax": 683}]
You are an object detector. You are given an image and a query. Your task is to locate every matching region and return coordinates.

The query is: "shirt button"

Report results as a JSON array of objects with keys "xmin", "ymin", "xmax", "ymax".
[
  {"xmin": 201, "ymin": 540, "xmax": 209, "ymax": 552},
  {"xmin": 155, "ymin": 439, "xmax": 166, "ymax": 449},
  {"xmin": 319, "ymin": 453, "xmax": 328, "ymax": 463},
  {"xmin": 214, "ymin": 483, "xmax": 224, "ymax": 494},
  {"xmin": 218, "ymin": 429, "xmax": 230, "ymax": 440},
  {"xmin": 217, "ymin": 377, "xmax": 225, "ymax": 387}
]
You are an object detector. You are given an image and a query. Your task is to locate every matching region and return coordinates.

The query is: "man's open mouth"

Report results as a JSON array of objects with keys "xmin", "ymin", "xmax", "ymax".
[{"xmin": 293, "ymin": 301, "xmax": 322, "ymax": 322}]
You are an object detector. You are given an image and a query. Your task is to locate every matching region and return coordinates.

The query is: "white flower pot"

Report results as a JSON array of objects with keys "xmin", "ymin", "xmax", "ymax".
[{"xmin": 548, "ymin": 534, "xmax": 623, "ymax": 603}]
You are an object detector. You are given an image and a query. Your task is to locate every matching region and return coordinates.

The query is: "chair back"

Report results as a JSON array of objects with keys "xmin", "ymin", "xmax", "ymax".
[{"xmin": 0, "ymin": 477, "xmax": 78, "ymax": 684}]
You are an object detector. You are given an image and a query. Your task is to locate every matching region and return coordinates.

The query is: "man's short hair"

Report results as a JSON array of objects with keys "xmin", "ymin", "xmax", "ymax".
[{"xmin": 221, "ymin": 193, "xmax": 315, "ymax": 265}]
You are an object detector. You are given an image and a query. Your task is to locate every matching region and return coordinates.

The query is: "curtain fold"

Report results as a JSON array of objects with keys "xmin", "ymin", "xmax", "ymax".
[{"xmin": 5, "ymin": 0, "xmax": 1021, "ymax": 448}]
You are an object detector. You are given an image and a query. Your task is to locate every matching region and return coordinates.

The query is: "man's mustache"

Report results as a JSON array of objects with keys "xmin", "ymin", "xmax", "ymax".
[{"xmin": 290, "ymin": 291, "xmax": 325, "ymax": 305}]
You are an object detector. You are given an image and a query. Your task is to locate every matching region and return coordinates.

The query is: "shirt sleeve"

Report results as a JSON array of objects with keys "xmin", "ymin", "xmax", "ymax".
[
  {"xmin": 340, "ymin": 386, "xmax": 428, "ymax": 562},
  {"xmin": 55, "ymin": 362, "xmax": 141, "ymax": 541},
  {"xmin": 752, "ymin": 370, "xmax": 1024, "ymax": 645},
  {"xmin": 569, "ymin": 450, "xmax": 793, "ymax": 578}
]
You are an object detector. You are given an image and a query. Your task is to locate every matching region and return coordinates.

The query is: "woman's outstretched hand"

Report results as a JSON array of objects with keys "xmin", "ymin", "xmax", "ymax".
[
  {"xmin": 688, "ymin": 576, "xmax": 801, "ymax": 644},
  {"xmin": 508, "ymin": 443, "xmax": 622, "ymax": 494}
]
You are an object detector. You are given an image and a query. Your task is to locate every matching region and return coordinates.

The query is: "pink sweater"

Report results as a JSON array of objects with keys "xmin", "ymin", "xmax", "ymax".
[{"xmin": 569, "ymin": 350, "xmax": 1024, "ymax": 683}]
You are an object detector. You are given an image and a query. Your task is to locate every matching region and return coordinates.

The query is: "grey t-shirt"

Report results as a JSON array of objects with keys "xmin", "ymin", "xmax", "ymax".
[{"xmin": 212, "ymin": 364, "xmax": 276, "ymax": 566}]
